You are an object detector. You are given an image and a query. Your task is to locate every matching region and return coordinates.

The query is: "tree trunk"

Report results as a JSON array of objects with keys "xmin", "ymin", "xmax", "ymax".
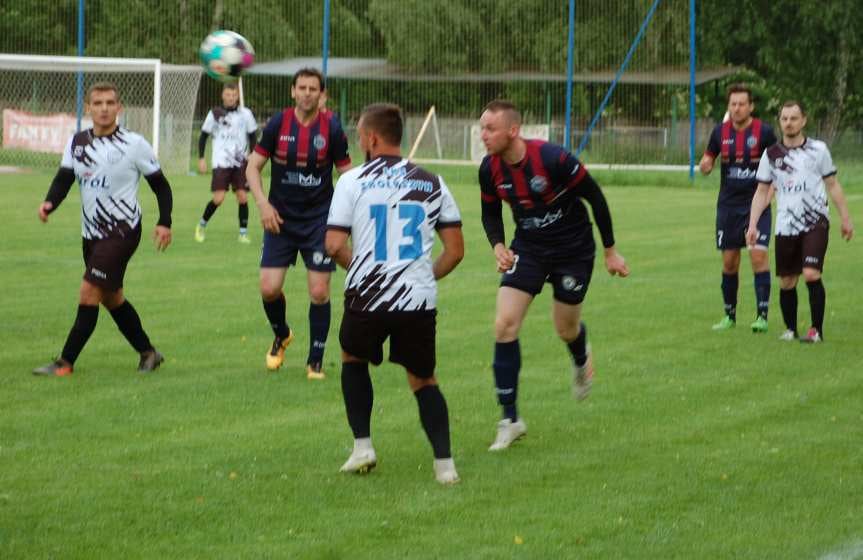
[
  {"xmin": 210, "ymin": 0, "xmax": 224, "ymax": 33},
  {"xmin": 821, "ymin": 34, "xmax": 850, "ymax": 144}
]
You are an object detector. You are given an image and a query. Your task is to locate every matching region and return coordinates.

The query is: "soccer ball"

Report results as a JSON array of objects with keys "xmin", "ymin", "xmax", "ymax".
[{"xmin": 199, "ymin": 30, "xmax": 255, "ymax": 82}]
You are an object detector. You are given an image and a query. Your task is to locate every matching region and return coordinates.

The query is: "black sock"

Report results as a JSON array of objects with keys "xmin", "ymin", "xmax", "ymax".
[
  {"xmin": 307, "ymin": 301, "xmax": 330, "ymax": 365},
  {"xmin": 341, "ymin": 361, "xmax": 373, "ymax": 439},
  {"xmin": 721, "ymin": 273, "xmax": 738, "ymax": 321},
  {"xmin": 201, "ymin": 201, "xmax": 219, "ymax": 223},
  {"xmin": 60, "ymin": 304, "xmax": 99, "ymax": 365},
  {"xmin": 262, "ymin": 294, "xmax": 290, "ymax": 339},
  {"xmin": 414, "ymin": 385, "xmax": 452, "ymax": 459},
  {"xmin": 238, "ymin": 202, "xmax": 249, "ymax": 230},
  {"xmin": 779, "ymin": 288, "xmax": 798, "ymax": 334},
  {"xmin": 806, "ymin": 279, "xmax": 826, "ymax": 335},
  {"xmin": 754, "ymin": 271, "xmax": 771, "ymax": 319},
  {"xmin": 109, "ymin": 300, "xmax": 153, "ymax": 353},
  {"xmin": 566, "ymin": 322, "xmax": 588, "ymax": 367},
  {"xmin": 493, "ymin": 340, "xmax": 521, "ymax": 422}
]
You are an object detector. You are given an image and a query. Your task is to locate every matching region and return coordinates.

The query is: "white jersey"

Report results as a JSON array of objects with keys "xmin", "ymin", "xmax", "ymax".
[
  {"xmin": 756, "ymin": 138, "xmax": 836, "ymax": 236},
  {"xmin": 60, "ymin": 127, "xmax": 161, "ymax": 240},
  {"xmin": 201, "ymin": 105, "xmax": 257, "ymax": 168},
  {"xmin": 327, "ymin": 156, "xmax": 462, "ymax": 312}
]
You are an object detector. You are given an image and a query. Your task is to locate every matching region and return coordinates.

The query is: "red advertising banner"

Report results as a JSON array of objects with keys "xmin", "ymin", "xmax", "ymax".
[{"xmin": 2, "ymin": 110, "xmax": 91, "ymax": 154}]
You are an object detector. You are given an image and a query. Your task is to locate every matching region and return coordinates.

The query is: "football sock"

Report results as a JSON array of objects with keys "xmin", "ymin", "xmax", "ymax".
[
  {"xmin": 341, "ymin": 361, "xmax": 373, "ymax": 439},
  {"xmin": 779, "ymin": 288, "xmax": 798, "ymax": 334},
  {"xmin": 201, "ymin": 201, "xmax": 218, "ymax": 224},
  {"xmin": 806, "ymin": 279, "xmax": 826, "ymax": 335},
  {"xmin": 60, "ymin": 304, "xmax": 99, "ymax": 365},
  {"xmin": 262, "ymin": 293, "xmax": 290, "ymax": 339},
  {"xmin": 238, "ymin": 202, "xmax": 249, "ymax": 230},
  {"xmin": 721, "ymin": 273, "xmax": 738, "ymax": 321},
  {"xmin": 307, "ymin": 301, "xmax": 330, "ymax": 365},
  {"xmin": 493, "ymin": 340, "xmax": 521, "ymax": 422},
  {"xmin": 414, "ymin": 385, "xmax": 452, "ymax": 459},
  {"xmin": 754, "ymin": 271, "xmax": 771, "ymax": 319},
  {"xmin": 566, "ymin": 322, "xmax": 588, "ymax": 367},
  {"xmin": 109, "ymin": 300, "xmax": 153, "ymax": 353}
]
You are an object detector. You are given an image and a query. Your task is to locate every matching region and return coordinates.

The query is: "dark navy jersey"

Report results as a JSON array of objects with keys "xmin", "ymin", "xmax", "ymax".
[
  {"xmin": 705, "ymin": 118, "xmax": 776, "ymax": 208},
  {"xmin": 479, "ymin": 139, "xmax": 598, "ymax": 256},
  {"xmin": 255, "ymin": 108, "xmax": 350, "ymax": 236}
]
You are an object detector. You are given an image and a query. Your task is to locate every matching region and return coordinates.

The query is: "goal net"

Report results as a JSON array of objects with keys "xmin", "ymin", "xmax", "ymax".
[{"xmin": 0, "ymin": 54, "xmax": 202, "ymax": 173}]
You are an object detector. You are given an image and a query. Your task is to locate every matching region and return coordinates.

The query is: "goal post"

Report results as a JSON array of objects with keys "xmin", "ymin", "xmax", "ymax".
[{"xmin": 0, "ymin": 54, "xmax": 202, "ymax": 173}]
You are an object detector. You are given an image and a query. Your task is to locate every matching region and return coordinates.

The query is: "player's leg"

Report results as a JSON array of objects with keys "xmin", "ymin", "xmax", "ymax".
[
  {"xmin": 260, "ymin": 231, "xmax": 299, "ymax": 370},
  {"xmin": 301, "ymin": 239, "xmax": 336, "ymax": 379},
  {"xmin": 748, "ymin": 208, "xmax": 772, "ymax": 332},
  {"xmin": 196, "ymin": 172, "xmax": 228, "ymax": 242},
  {"xmin": 233, "ymin": 166, "xmax": 250, "ymax": 243},
  {"xmin": 776, "ymin": 234, "xmax": 802, "ymax": 340},
  {"xmin": 550, "ymin": 259, "xmax": 594, "ymax": 399},
  {"xmin": 799, "ymin": 220, "xmax": 829, "ymax": 343},
  {"xmin": 713, "ymin": 206, "xmax": 740, "ymax": 330},
  {"xmin": 408, "ymin": 372, "xmax": 458, "ymax": 485},
  {"xmin": 34, "ymin": 278, "xmax": 102, "ymax": 376}
]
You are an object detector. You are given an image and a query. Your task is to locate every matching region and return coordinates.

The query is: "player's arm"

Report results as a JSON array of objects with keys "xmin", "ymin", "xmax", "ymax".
[
  {"xmin": 746, "ymin": 182, "xmax": 774, "ymax": 246},
  {"xmin": 324, "ymin": 229, "xmax": 352, "ymax": 269},
  {"xmin": 825, "ymin": 175, "xmax": 853, "ymax": 240},
  {"xmin": 699, "ymin": 153, "xmax": 715, "ymax": 175},
  {"xmin": 246, "ymin": 151, "xmax": 282, "ymax": 234},
  {"xmin": 247, "ymin": 131, "xmax": 257, "ymax": 152},
  {"xmin": 578, "ymin": 172, "xmax": 629, "ymax": 277},
  {"xmin": 433, "ymin": 225, "xmax": 464, "ymax": 280},
  {"xmin": 39, "ymin": 167, "xmax": 75, "ymax": 222},
  {"xmin": 197, "ymin": 131, "xmax": 210, "ymax": 174},
  {"xmin": 144, "ymin": 171, "xmax": 173, "ymax": 251},
  {"xmin": 479, "ymin": 164, "xmax": 514, "ymax": 272},
  {"xmin": 700, "ymin": 126, "xmax": 721, "ymax": 175}
]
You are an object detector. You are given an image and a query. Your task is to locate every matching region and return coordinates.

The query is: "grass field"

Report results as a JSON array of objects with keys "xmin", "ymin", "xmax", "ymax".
[{"xmin": 1, "ymin": 164, "xmax": 861, "ymax": 559}]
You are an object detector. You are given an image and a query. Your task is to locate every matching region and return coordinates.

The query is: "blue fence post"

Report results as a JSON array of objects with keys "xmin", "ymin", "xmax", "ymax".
[
  {"xmin": 575, "ymin": 0, "xmax": 662, "ymax": 157},
  {"xmin": 76, "ymin": 0, "xmax": 85, "ymax": 132},
  {"xmin": 689, "ymin": 0, "xmax": 696, "ymax": 180},
  {"xmin": 563, "ymin": 0, "xmax": 575, "ymax": 150},
  {"xmin": 322, "ymin": 0, "xmax": 331, "ymax": 79}
]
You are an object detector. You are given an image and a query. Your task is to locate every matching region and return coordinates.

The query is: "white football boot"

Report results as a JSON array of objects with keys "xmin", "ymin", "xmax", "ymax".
[{"xmin": 488, "ymin": 418, "xmax": 527, "ymax": 451}]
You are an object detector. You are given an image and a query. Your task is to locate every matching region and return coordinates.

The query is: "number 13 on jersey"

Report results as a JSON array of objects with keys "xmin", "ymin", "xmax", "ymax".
[{"xmin": 369, "ymin": 203, "xmax": 426, "ymax": 262}]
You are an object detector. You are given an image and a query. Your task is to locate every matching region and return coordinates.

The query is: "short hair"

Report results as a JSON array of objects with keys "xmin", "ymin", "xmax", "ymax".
[
  {"xmin": 726, "ymin": 83, "xmax": 753, "ymax": 103},
  {"xmin": 483, "ymin": 99, "xmax": 522, "ymax": 125},
  {"xmin": 292, "ymin": 67, "xmax": 325, "ymax": 91},
  {"xmin": 223, "ymin": 82, "xmax": 239, "ymax": 91},
  {"xmin": 86, "ymin": 82, "xmax": 120, "ymax": 103},
  {"xmin": 780, "ymin": 99, "xmax": 806, "ymax": 117},
  {"xmin": 359, "ymin": 103, "xmax": 403, "ymax": 146}
]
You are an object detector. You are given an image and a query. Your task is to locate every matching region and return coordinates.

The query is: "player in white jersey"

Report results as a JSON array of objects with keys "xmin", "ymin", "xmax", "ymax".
[
  {"xmin": 195, "ymin": 82, "xmax": 258, "ymax": 243},
  {"xmin": 33, "ymin": 83, "xmax": 173, "ymax": 377},
  {"xmin": 325, "ymin": 104, "xmax": 464, "ymax": 485},
  {"xmin": 748, "ymin": 100, "xmax": 853, "ymax": 343}
]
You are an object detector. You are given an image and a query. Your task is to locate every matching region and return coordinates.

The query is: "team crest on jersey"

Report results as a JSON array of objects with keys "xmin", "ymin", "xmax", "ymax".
[
  {"xmin": 774, "ymin": 158, "xmax": 784, "ymax": 168},
  {"xmin": 529, "ymin": 175, "xmax": 547, "ymax": 193},
  {"xmin": 313, "ymin": 134, "xmax": 327, "ymax": 150},
  {"xmin": 746, "ymin": 136, "xmax": 757, "ymax": 148},
  {"xmin": 74, "ymin": 146, "xmax": 84, "ymax": 157}
]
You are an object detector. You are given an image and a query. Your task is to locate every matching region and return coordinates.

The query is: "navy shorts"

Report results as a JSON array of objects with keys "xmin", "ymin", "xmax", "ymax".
[
  {"xmin": 499, "ymin": 247, "xmax": 594, "ymax": 305},
  {"xmin": 339, "ymin": 306, "xmax": 437, "ymax": 378},
  {"xmin": 260, "ymin": 224, "xmax": 335, "ymax": 271},
  {"xmin": 716, "ymin": 205, "xmax": 770, "ymax": 250}
]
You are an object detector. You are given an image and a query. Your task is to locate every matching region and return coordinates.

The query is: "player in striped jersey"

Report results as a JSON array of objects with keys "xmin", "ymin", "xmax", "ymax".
[
  {"xmin": 246, "ymin": 68, "xmax": 352, "ymax": 379},
  {"xmin": 748, "ymin": 100, "xmax": 853, "ymax": 343},
  {"xmin": 700, "ymin": 84, "xmax": 778, "ymax": 333},
  {"xmin": 33, "ymin": 83, "xmax": 173, "ymax": 376},
  {"xmin": 325, "ymin": 103, "xmax": 464, "ymax": 484},
  {"xmin": 478, "ymin": 100, "xmax": 628, "ymax": 451}
]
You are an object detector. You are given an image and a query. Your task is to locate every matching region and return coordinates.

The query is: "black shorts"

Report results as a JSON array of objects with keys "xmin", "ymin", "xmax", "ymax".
[
  {"xmin": 81, "ymin": 224, "xmax": 141, "ymax": 291},
  {"xmin": 716, "ymin": 205, "xmax": 771, "ymax": 250},
  {"xmin": 260, "ymin": 224, "xmax": 335, "ymax": 272},
  {"xmin": 339, "ymin": 306, "xmax": 437, "ymax": 378},
  {"xmin": 775, "ymin": 218, "xmax": 829, "ymax": 276},
  {"xmin": 499, "ymin": 247, "xmax": 594, "ymax": 305},
  {"xmin": 211, "ymin": 163, "xmax": 248, "ymax": 192}
]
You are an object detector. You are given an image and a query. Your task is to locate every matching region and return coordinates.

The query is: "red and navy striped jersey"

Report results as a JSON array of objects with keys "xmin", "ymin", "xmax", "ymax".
[
  {"xmin": 479, "ymin": 139, "xmax": 595, "ymax": 253},
  {"xmin": 704, "ymin": 118, "xmax": 776, "ymax": 208},
  {"xmin": 255, "ymin": 108, "xmax": 350, "ymax": 230}
]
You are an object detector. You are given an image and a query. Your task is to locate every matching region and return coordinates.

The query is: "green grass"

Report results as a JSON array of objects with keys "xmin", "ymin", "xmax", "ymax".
[{"xmin": 1, "ymin": 166, "xmax": 861, "ymax": 559}]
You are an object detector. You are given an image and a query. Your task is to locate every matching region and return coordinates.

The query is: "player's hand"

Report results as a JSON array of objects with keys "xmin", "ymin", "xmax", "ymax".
[
  {"xmin": 493, "ymin": 243, "xmax": 516, "ymax": 272},
  {"xmin": 841, "ymin": 218, "xmax": 853, "ymax": 241},
  {"xmin": 258, "ymin": 200, "xmax": 284, "ymax": 234},
  {"xmin": 197, "ymin": 158, "xmax": 207, "ymax": 174},
  {"xmin": 153, "ymin": 225, "xmax": 172, "ymax": 251},
  {"xmin": 604, "ymin": 248, "xmax": 629, "ymax": 277},
  {"xmin": 38, "ymin": 201, "xmax": 53, "ymax": 223},
  {"xmin": 745, "ymin": 226, "xmax": 758, "ymax": 247}
]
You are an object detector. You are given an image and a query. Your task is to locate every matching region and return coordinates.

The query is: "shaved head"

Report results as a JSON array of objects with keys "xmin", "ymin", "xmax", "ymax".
[{"xmin": 483, "ymin": 99, "xmax": 522, "ymax": 126}]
